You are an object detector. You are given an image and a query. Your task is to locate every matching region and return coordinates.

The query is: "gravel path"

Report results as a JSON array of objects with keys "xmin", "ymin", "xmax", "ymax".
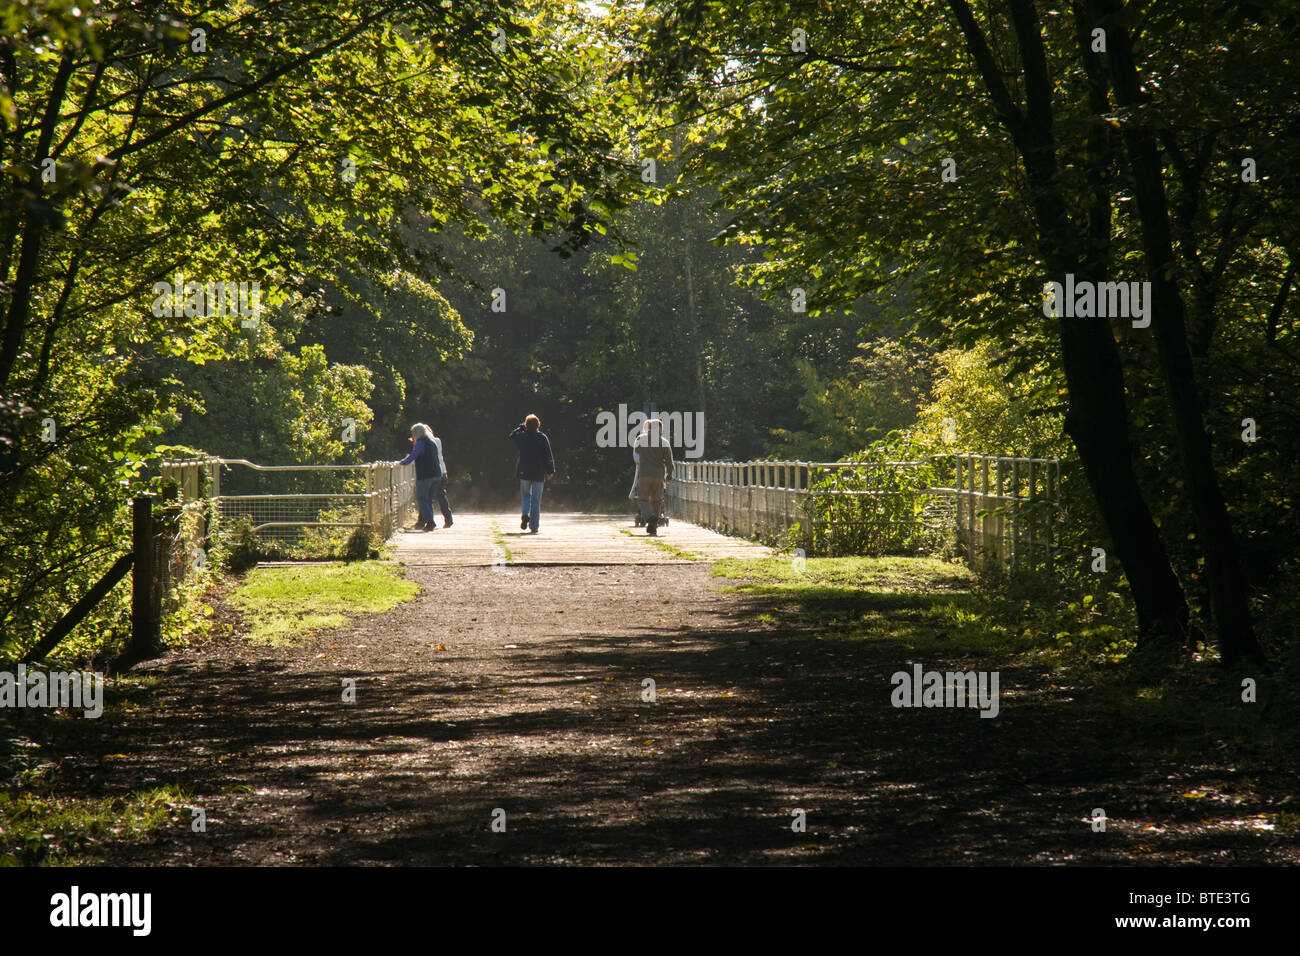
[{"xmin": 69, "ymin": 513, "xmax": 1298, "ymax": 865}]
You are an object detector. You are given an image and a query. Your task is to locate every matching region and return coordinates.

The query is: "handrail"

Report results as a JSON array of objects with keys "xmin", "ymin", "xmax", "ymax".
[
  {"xmin": 676, "ymin": 456, "xmax": 1060, "ymax": 469},
  {"xmin": 664, "ymin": 454, "xmax": 1061, "ymax": 575},
  {"xmin": 160, "ymin": 457, "xmax": 417, "ymax": 544},
  {"xmin": 214, "ymin": 493, "xmax": 371, "ymax": 500},
  {"xmin": 211, "ymin": 458, "xmax": 380, "ymax": 471}
]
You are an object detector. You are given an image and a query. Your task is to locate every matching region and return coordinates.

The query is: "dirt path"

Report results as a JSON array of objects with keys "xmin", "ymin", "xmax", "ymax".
[{"xmin": 74, "ymin": 513, "xmax": 1298, "ymax": 865}]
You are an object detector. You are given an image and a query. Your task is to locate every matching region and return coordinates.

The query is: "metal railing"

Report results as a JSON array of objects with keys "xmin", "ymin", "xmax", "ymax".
[
  {"xmin": 160, "ymin": 457, "xmax": 416, "ymax": 546},
  {"xmin": 666, "ymin": 455, "xmax": 1060, "ymax": 573},
  {"xmin": 939, "ymin": 454, "xmax": 1060, "ymax": 575}
]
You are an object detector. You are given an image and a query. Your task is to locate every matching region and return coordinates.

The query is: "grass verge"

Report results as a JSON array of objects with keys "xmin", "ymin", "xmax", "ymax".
[
  {"xmin": 0, "ymin": 784, "xmax": 189, "ymax": 866},
  {"xmin": 617, "ymin": 526, "xmax": 704, "ymax": 560},
  {"xmin": 710, "ymin": 554, "xmax": 1299, "ymax": 756},
  {"xmin": 227, "ymin": 560, "xmax": 420, "ymax": 646}
]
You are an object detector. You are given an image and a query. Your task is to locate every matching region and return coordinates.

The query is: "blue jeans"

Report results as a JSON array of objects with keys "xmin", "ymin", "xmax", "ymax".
[
  {"xmin": 520, "ymin": 479, "xmax": 544, "ymax": 531},
  {"xmin": 416, "ymin": 476, "xmax": 443, "ymax": 526}
]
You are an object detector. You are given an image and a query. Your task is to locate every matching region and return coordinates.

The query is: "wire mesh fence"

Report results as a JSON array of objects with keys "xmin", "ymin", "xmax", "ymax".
[
  {"xmin": 215, "ymin": 494, "xmax": 370, "ymax": 543},
  {"xmin": 160, "ymin": 457, "xmax": 416, "ymax": 550}
]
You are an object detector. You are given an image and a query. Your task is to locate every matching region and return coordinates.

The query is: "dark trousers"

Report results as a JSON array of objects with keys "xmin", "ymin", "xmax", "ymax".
[{"xmin": 415, "ymin": 476, "xmax": 440, "ymax": 525}]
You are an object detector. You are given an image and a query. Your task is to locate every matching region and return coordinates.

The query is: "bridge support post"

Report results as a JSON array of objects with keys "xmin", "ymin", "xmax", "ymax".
[{"xmin": 131, "ymin": 494, "xmax": 161, "ymax": 657}]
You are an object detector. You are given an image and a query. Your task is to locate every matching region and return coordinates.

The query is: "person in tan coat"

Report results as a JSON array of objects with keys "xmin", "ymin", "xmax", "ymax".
[{"xmin": 632, "ymin": 419, "xmax": 674, "ymax": 535}]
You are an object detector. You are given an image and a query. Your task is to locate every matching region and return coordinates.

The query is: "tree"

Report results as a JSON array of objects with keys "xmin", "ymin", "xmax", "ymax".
[
  {"xmin": 0, "ymin": 0, "xmax": 635, "ymax": 657},
  {"xmin": 630, "ymin": 0, "xmax": 1297, "ymax": 663}
]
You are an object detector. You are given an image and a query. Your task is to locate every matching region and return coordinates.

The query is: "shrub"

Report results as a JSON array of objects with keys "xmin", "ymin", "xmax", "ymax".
[{"xmin": 798, "ymin": 432, "xmax": 945, "ymax": 557}]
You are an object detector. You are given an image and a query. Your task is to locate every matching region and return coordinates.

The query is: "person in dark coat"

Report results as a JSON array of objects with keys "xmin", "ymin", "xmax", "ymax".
[
  {"xmin": 510, "ymin": 414, "xmax": 554, "ymax": 533},
  {"xmin": 397, "ymin": 422, "xmax": 443, "ymax": 531}
]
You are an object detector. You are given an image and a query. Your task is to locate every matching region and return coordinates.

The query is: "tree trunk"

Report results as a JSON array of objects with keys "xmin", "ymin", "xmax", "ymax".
[
  {"xmin": 1096, "ymin": 0, "xmax": 1264, "ymax": 664},
  {"xmin": 1058, "ymin": 318, "xmax": 1193, "ymax": 643},
  {"xmin": 0, "ymin": 51, "xmax": 75, "ymax": 389},
  {"xmin": 674, "ymin": 127, "xmax": 709, "ymax": 422},
  {"xmin": 949, "ymin": 0, "xmax": 1193, "ymax": 649},
  {"xmin": 680, "ymin": 214, "xmax": 708, "ymax": 421}
]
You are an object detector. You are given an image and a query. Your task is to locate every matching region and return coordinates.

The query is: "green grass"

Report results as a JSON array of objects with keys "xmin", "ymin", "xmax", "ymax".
[
  {"xmin": 712, "ymin": 555, "xmax": 1138, "ymax": 664},
  {"xmin": 709, "ymin": 555, "xmax": 1300, "ymax": 754},
  {"xmin": 489, "ymin": 520, "xmax": 516, "ymax": 563},
  {"xmin": 228, "ymin": 560, "xmax": 420, "ymax": 646},
  {"xmin": 713, "ymin": 554, "xmax": 973, "ymax": 591},
  {"xmin": 0, "ymin": 785, "xmax": 190, "ymax": 866},
  {"xmin": 711, "ymin": 554, "xmax": 1009, "ymax": 656},
  {"xmin": 618, "ymin": 527, "xmax": 704, "ymax": 561}
]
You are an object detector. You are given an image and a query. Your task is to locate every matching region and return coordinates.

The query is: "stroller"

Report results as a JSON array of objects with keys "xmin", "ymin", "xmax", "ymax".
[
  {"xmin": 630, "ymin": 448, "xmax": 668, "ymax": 527},
  {"xmin": 632, "ymin": 501, "xmax": 669, "ymax": 527}
]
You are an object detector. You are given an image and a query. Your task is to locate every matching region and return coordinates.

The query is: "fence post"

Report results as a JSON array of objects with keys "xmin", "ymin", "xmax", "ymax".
[
  {"xmin": 995, "ymin": 458, "xmax": 1006, "ymax": 566},
  {"xmin": 747, "ymin": 464, "xmax": 755, "ymax": 536},
  {"xmin": 131, "ymin": 495, "xmax": 160, "ymax": 656},
  {"xmin": 955, "ymin": 457, "xmax": 963, "ymax": 554},
  {"xmin": 1011, "ymin": 458, "xmax": 1020, "ymax": 575},
  {"xmin": 1026, "ymin": 459, "xmax": 1036, "ymax": 570},
  {"xmin": 388, "ymin": 464, "xmax": 397, "ymax": 538},
  {"xmin": 979, "ymin": 457, "xmax": 990, "ymax": 570},
  {"xmin": 365, "ymin": 466, "xmax": 377, "ymax": 534},
  {"xmin": 964, "ymin": 456, "xmax": 972, "ymax": 557},
  {"xmin": 1048, "ymin": 460, "xmax": 1058, "ymax": 574},
  {"xmin": 205, "ymin": 460, "xmax": 219, "ymax": 553}
]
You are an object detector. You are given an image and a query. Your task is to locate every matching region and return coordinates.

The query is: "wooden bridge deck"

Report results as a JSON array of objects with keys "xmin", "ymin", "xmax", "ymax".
[{"xmin": 389, "ymin": 512, "xmax": 773, "ymax": 567}]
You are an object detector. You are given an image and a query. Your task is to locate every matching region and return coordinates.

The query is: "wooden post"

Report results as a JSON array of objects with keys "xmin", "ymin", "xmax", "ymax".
[
  {"xmin": 956, "ymin": 455, "xmax": 967, "ymax": 554},
  {"xmin": 957, "ymin": 457, "xmax": 965, "ymax": 554},
  {"xmin": 1011, "ymin": 458, "xmax": 1021, "ymax": 575},
  {"xmin": 780, "ymin": 463, "xmax": 788, "ymax": 531},
  {"xmin": 1047, "ymin": 461, "xmax": 1058, "ymax": 574},
  {"xmin": 979, "ymin": 457, "xmax": 990, "ymax": 570},
  {"xmin": 1027, "ymin": 459, "xmax": 1037, "ymax": 571},
  {"xmin": 364, "ymin": 466, "xmax": 375, "ymax": 534},
  {"xmin": 131, "ymin": 495, "xmax": 160, "ymax": 655},
  {"xmin": 995, "ymin": 458, "xmax": 1006, "ymax": 566}
]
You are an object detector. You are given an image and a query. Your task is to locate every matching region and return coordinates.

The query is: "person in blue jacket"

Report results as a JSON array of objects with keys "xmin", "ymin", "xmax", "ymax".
[
  {"xmin": 397, "ymin": 422, "xmax": 443, "ymax": 531},
  {"xmin": 510, "ymin": 414, "xmax": 554, "ymax": 534}
]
